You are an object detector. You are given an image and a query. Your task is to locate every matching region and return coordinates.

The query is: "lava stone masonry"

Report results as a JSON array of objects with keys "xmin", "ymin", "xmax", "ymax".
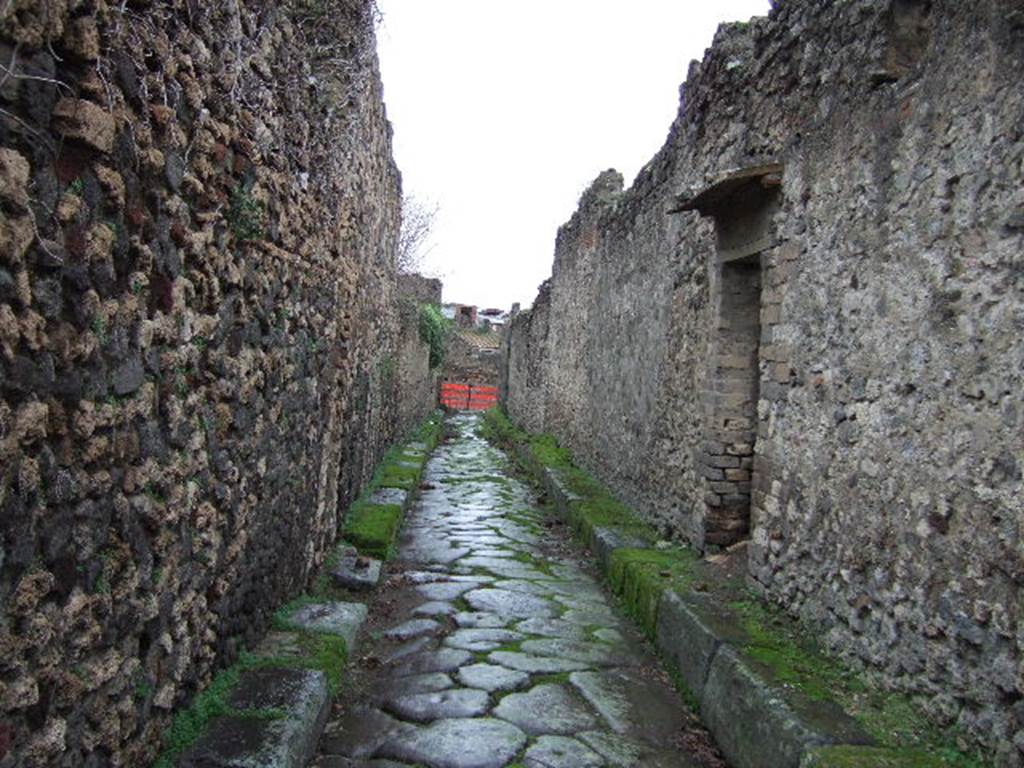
[
  {"xmin": 502, "ymin": 1, "xmax": 1024, "ymax": 762},
  {"xmin": 0, "ymin": 1, "xmax": 432, "ymax": 765}
]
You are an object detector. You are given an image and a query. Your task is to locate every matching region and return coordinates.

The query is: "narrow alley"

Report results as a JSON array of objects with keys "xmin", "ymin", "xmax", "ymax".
[{"xmin": 314, "ymin": 413, "xmax": 725, "ymax": 768}]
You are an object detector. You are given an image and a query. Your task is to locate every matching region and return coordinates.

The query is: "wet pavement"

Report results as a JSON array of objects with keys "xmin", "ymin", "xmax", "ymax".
[{"xmin": 314, "ymin": 412, "xmax": 725, "ymax": 768}]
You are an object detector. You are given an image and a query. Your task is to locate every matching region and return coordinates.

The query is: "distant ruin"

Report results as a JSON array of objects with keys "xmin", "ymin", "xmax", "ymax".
[{"xmin": 501, "ymin": 0, "xmax": 1024, "ymax": 761}]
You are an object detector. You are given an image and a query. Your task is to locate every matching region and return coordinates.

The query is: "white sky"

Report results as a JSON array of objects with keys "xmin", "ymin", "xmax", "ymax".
[{"xmin": 376, "ymin": 1, "xmax": 771, "ymax": 309}]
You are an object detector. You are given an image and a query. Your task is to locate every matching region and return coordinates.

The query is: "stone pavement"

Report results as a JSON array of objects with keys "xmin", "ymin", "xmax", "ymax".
[{"xmin": 314, "ymin": 413, "xmax": 725, "ymax": 768}]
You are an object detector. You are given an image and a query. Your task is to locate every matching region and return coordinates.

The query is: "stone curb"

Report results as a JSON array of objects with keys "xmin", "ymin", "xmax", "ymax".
[
  {"xmin": 529, "ymin": 457, "xmax": 876, "ymax": 768},
  {"xmin": 178, "ymin": 667, "xmax": 330, "ymax": 768},
  {"xmin": 171, "ymin": 417, "xmax": 443, "ymax": 767}
]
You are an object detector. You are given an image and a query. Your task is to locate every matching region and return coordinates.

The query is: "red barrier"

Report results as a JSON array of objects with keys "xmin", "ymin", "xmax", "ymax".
[{"xmin": 441, "ymin": 382, "xmax": 498, "ymax": 411}]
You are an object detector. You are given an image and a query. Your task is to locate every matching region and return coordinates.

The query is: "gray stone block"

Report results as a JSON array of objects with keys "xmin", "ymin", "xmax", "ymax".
[
  {"xmin": 589, "ymin": 527, "xmax": 649, "ymax": 572},
  {"xmin": 179, "ymin": 668, "xmax": 329, "ymax": 768},
  {"xmin": 286, "ymin": 601, "xmax": 368, "ymax": 652},
  {"xmin": 699, "ymin": 646, "xmax": 872, "ymax": 768},
  {"xmin": 655, "ymin": 590, "xmax": 750, "ymax": 699},
  {"xmin": 331, "ymin": 547, "xmax": 382, "ymax": 591}
]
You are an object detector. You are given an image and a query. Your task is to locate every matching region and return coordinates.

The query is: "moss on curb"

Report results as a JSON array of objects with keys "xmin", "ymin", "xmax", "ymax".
[
  {"xmin": 608, "ymin": 548, "xmax": 699, "ymax": 638},
  {"xmin": 152, "ymin": 629, "xmax": 348, "ymax": 768},
  {"xmin": 340, "ymin": 410, "xmax": 443, "ymax": 558},
  {"xmin": 480, "ymin": 406, "xmax": 990, "ymax": 767},
  {"xmin": 342, "ymin": 501, "xmax": 403, "ymax": 558},
  {"xmin": 801, "ymin": 745, "xmax": 957, "ymax": 767}
]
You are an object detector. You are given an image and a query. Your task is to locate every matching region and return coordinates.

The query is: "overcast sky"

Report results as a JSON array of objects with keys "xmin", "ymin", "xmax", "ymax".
[{"xmin": 376, "ymin": 1, "xmax": 771, "ymax": 310}]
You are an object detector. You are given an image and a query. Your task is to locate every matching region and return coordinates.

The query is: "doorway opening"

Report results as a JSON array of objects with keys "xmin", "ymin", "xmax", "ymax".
[{"xmin": 672, "ymin": 164, "xmax": 782, "ymax": 548}]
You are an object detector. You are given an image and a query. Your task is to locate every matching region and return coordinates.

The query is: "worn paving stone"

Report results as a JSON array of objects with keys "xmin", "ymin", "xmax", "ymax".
[
  {"xmin": 519, "ymin": 638, "xmax": 638, "ymax": 667},
  {"xmin": 314, "ymin": 415, "xmax": 707, "ymax": 768},
  {"xmin": 287, "ymin": 601, "xmax": 368, "ymax": 652},
  {"xmin": 320, "ymin": 706, "xmax": 409, "ymax": 759},
  {"xmin": 578, "ymin": 731, "xmax": 691, "ymax": 768},
  {"xmin": 493, "ymin": 683, "xmax": 600, "ymax": 736},
  {"xmin": 453, "ymin": 611, "xmax": 509, "ymax": 628},
  {"xmin": 463, "ymin": 588, "xmax": 558, "ymax": 619},
  {"xmin": 390, "ymin": 648, "xmax": 473, "ymax": 676},
  {"xmin": 331, "ymin": 547, "xmax": 383, "ymax": 591},
  {"xmin": 384, "ymin": 618, "xmax": 442, "ymax": 641},
  {"xmin": 383, "ymin": 688, "xmax": 491, "ymax": 723},
  {"xmin": 182, "ymin": 668, "xmax": 329, "ymax": 768},
  {"xmin": 523, "ymin": 735, "xmax": 605, "ymax": 768},
  {"xmin": 444, "ymin": 628, "xmax": 524, "ymax": 652},
  {"xmin": 416, "ymin": 581, "xmax": 481, "ymax": 601},
  {"xmin": 570, "ymin": 669, "xmax": 689, "ymax": 745},
  {"xmin": 379, "ymin": 673, "xmax": 454, "ymax": 697},
  {"xmin": 487, "ymin": 651, "xmax": 591, "ymax": 674},
  {"xmin": 412, "ymin": 601, "xmax": 457, "ymax": 617},
  {"xmin": 456, "ymin": 663, "xmax": 530, "ymax": 693},
  {"xmin": 378, "ymin": 718, "xmax": 527, "ymax": 768},
  {"xmin": 382, "ymin": 636, "xmax": 435, "ymax": 664},
  {"xmin": 514, "ymin": 617, "xmax": 590, "ymax": 641}
]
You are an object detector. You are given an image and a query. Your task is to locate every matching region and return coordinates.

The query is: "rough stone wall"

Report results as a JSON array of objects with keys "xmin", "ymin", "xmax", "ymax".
[
  {"xmin": 501, "ymin": 0, "xmax": 1024, "ymax": 761},
  {"xmin": 0, "ymin": 1, "xmax": 402, "ymax": 765},
  {"xmin": 396, "ymin": 273, "xmax": 441, "ymax": 436},
  {"xmin": 441, "ymin": 329, "xmax": 500, "ymax": 387}
]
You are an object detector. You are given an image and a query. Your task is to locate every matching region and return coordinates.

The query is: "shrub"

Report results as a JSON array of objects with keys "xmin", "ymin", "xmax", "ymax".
[{"xmin": 418, "ymin": 303, "xmax": 451, "ymax": 368}]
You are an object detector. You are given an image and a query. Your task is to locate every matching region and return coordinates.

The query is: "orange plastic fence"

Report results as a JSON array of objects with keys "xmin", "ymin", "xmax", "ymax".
[{"xmin": 440, "ymin": 382, "xmax": 498, "ymax": 411}]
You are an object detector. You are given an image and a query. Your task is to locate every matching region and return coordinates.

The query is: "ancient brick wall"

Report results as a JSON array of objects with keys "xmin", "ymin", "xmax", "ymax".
[
  {"xmin": 0, "ymin": 1, "xmax": 404, "ymax": 765},
  {"xmin": 501, "ymin": 0, "xmax": 1024, "ymax": 761}
]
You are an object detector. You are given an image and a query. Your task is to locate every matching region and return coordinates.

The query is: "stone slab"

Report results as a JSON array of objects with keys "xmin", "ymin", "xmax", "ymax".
[
  {"xmin": 320, "ymin": 706, "xmax": 410, "ymax": 759},
  {"xmin": 493, "ymin": 684, "xmax": 600, "ymax": 736},
  {"xmin": 383, "ymin": 688, "xmax": 491, "ymax": 723},
  {"xmin": 378, "ymin": 717, "xmax": 526, "ymax": 768},
  {"xmin": 589, "ymin": 526, "xmax": 651, "ymax": 572},
  {"xmin": 523, "ymin": 735, "xmax": 604, "ymax": 768},
  {"xmin": 700, "ymin": 645, "xmax": 873, "ymax": 768},
  {"xmin": 179, "ymin": 668, "xmax": 329, "ymax": 768},
  {"xmin": 331, "ymin": 548, "xmax": 383, "ymax": 591},
  {"xmin": 569, "ymin": 669, "xmax": 688, "ymax": 745},
  {"xmin": 656, "ymin": 589, "xmax": 750, "ymax": 699},
  {"xmin": 287, "ymin": 601, "xmax": 368, "ymax": 653}
]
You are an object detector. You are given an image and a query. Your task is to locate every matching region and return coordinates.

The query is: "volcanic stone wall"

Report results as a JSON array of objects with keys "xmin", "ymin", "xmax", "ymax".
[
  {"xmin": 0, "ymin": 1, "xmax": 406, "ymax": 765},
  {"xmin": 396, "ymin": 273, "xmax": 442, "ymax": 436},
  {"xmin": 502, "ymin": 0, "xmax": 1024, "ymax": 761}
]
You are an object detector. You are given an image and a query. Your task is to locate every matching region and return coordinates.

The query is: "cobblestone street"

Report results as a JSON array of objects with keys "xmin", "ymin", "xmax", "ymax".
[{"xmin": 314, "ymin": 413, "xmax": 725, "ymax": 768}]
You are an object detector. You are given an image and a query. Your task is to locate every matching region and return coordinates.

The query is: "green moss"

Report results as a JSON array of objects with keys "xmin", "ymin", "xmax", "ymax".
[
  {"xmin": 729, "ymin": 600, "xmax": 988, "ymax": 765},
  {"xmin": 530, "ymin": 671, "xmax": 573, "ymax": 686},
  {"xmin": 665, "ymin": 662, "xmax": 701, "ymax": 713},
  {"xmin": 439, "ymin": 474, "xmax": 510, "ymax": 486},
  {"xmin": 801, "ymin": 745, "xmax": 959, "ymax": 767},
  {"xmin": 480, "ymin": 405, "xmax": 990, "ymax": 766},
  {"xmin": 239, "ymin": 632, "xmax": 348, "ymax": 695},
  {"xmin": 153, "ymin": 665, "xmax": 240, "ymax": 767},
  {"xmin": 342, "ymin": 502, "xmax": 403, "ymax": 558},
  {"xmin": 374, "ymin": 461, "xmax": 420, "ymax": 490},
  {"xmin": 419, "ymin": 304, "xmax": 452, "ymax": 368},
  {"xmin": 608, "ymin": 548, "xmax": 698, "ymax": 638}
]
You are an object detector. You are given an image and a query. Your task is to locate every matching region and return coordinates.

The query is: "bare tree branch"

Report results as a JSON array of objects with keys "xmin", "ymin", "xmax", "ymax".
[{"xmin": 397, "ymin": 193, "xmax": 438, "ymax": 274}]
